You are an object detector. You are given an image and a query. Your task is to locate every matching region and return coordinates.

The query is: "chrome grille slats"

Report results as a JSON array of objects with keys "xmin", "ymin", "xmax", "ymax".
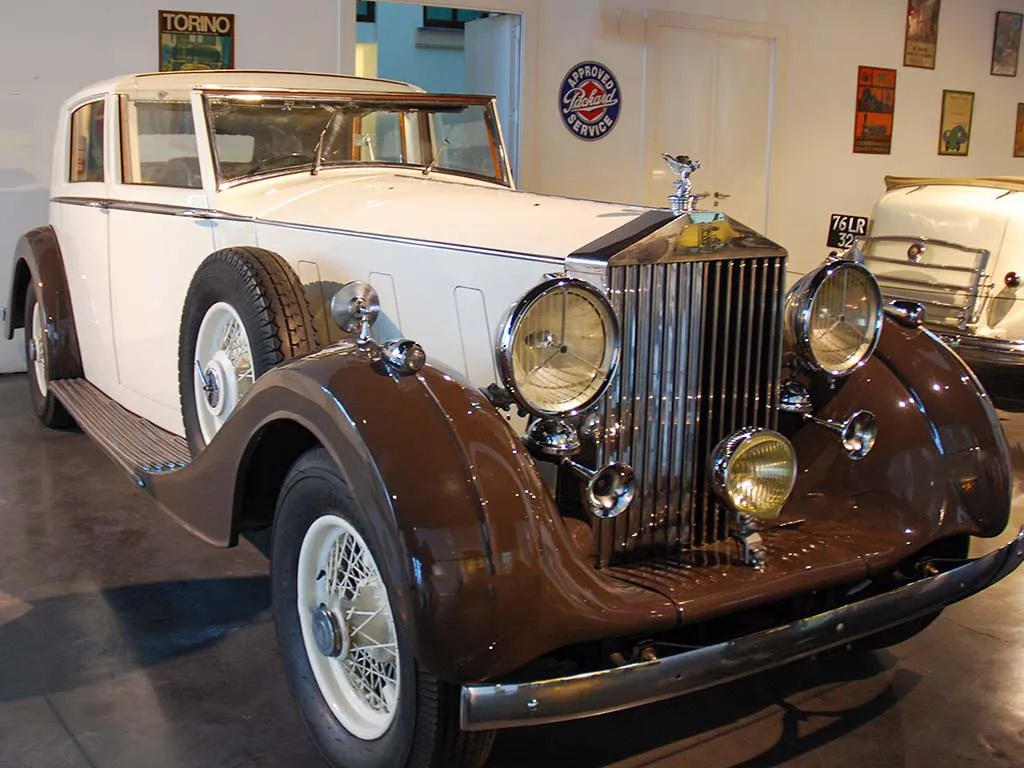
[{"xmin": 594, "ymin": 255, "xmax": 784, "ymax": 566}]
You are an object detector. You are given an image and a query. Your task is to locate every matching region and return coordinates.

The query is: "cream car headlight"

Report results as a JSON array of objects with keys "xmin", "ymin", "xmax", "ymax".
[
  {"xmin": 710, "ymin": 429, "xmax": 796, "ymax": 519},
  {"xmin": 785, "ymin": 260, "xmax": 883, "ymax": 376},
  {"xmin": 497, "ymin": 277, "xmax": 619, "ymax": 416}
]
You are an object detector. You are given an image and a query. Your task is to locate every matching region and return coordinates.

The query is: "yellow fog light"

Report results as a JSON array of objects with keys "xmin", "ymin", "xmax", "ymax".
[{"xmin": 710, "ymin": 429, "xmax": 796, "ymax": 519}]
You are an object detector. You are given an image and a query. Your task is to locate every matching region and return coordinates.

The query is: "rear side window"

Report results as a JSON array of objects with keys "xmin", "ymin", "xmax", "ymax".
[
  {"xmin": 69, "ymin": 100, "xmax": 105, "ymax": 182},
  {"xmin": 122, "ymin": 99, "xmax": 202, "ymax": 188}
]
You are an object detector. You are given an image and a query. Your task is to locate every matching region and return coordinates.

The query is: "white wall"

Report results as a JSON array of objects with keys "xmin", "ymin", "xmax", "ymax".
[
  {"xmin": 515, "ymin": 0, "xmax": 1024, "ymax": 279},
  {"xmin": 4, "ymin": 0, "xmax": 1024, "ymax": 372}
]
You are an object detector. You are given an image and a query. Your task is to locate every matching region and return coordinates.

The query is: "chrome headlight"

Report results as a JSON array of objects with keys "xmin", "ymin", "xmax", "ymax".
[
  {"xmin": 497, "ymin": 277, "xmax": 619, "ymax": 416},
  {"xmin": 710, "ymin": 429, "xmax": 796, "ymax": 519},
  {"xmin": 785, "ymin": 260, "xmax": 882, "ymax": 376}
]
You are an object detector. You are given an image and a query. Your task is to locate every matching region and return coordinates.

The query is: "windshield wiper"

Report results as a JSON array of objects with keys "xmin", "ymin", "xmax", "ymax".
[
  {"xmin": 422, "ymin": 126, "xmax": 455, "ymax": 176},
  {"xmin": 311, "ymin": 107, "xmax": 341, "ymax": 176}
]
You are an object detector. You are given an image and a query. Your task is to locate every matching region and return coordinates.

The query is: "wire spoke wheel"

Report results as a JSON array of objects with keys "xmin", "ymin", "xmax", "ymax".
[
  {"xmin": 30, "ymin": 300, "xmax": 48, "ymax": 397},
  {"xmin": 297, "ymin": 514, "xmax": 400, "ymax": 740},
  {"xmin": 192, "ymin": 301, "xmax": 256, "ymax": 444}
]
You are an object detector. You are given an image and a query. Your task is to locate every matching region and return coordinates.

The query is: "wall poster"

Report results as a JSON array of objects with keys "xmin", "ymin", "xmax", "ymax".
[
  {"xmin": 853, "ymin": 66, "xmax": 896, "ymax": 155},
  {"xmin": 1014, "ymin": 104, "xmax": 1024, "ymax": 158},
  {"xmin": 904, "ymin": 0, "xmax": 941, "ymax": 69},
  {"xmin": 992, "ymin": 11, "xmax": 1023, "ymax": 77},
  {"xmin": 938, "ymin": 90, "xmax": 974, "ymax": 156},
  {"xmin": 159, "ymin": 10, "xmax": 235, "ymax": 71}
]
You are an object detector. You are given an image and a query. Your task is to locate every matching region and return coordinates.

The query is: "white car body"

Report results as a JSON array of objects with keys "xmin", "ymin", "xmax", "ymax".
[
  {"xmin": 857, "ymin": 176, "xmax": 1024, "ymax": 379},
  {"xmin": 49, "ymin": 71, "xmax": 651, "ymax": 435}
]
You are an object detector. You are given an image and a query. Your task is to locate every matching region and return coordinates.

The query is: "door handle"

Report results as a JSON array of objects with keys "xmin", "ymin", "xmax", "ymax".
[{"xmin": 713, "ymin": 192, "xmax": 731, "ymax": 199}]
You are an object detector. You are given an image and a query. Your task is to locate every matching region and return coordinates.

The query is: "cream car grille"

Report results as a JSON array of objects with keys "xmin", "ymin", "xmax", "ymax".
[{"xmin": 593, "ymin": 256, "xmax": 785, "ymax": 567}]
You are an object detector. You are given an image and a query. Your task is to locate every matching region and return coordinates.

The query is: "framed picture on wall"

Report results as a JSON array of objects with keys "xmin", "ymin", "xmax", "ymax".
[
  {"xmin": 159, "ymin": 10, "xmax": 235, "ymax": 71},
  {"xmin": 1014, "ymin": 104, "xmax": 1024, "ymax": 157},
  {"xmin": 904, "ymin": 0, "xmax": 941, "ymax": 69},
  {"xmin": 938, "ymin": 90, "xmax": 974, "ymax": 156},
  {"xmin": 992, "ymin": 11, "xmax": 1023, "ymax": 77},
  {"xmin": 853, "ymin": 66, "xmax": 897, "ymax": 154}
]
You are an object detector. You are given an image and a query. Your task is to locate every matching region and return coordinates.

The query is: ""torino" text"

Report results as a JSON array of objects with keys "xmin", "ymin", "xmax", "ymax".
[{"xmin": 160, "ymin": 11, "xmax": 233, "ymax": 35}]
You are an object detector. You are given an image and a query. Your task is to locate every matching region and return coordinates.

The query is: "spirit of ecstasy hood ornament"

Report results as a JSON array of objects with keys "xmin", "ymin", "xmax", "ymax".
[{"xmin": 662, "ymin": 153, "xmax": 704, "ymax": 216}]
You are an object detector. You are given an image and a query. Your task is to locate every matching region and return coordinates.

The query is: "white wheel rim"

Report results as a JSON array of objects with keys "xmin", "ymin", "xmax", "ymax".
[
  {"xmin": 31, "ymin": 300, "xmax": 47, "ymax": 396},
  {"xmin": 297, "ymin": 515, "xmax": 400, "ymax": 740},
  {"xmin": 193, "ymin": 302, "xmax": 255, "ymax": 444}
]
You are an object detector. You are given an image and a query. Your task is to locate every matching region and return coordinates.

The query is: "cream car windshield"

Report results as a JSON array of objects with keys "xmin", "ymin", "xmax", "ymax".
[{"xmin": 204, "ymin": 93, "xmax": 507, "ymax": 186}]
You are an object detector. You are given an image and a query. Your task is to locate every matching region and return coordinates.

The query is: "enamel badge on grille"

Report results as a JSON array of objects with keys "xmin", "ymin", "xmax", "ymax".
[{"xmin": 559, "ymin": 61, "xmax": 621, "ymax": 141}]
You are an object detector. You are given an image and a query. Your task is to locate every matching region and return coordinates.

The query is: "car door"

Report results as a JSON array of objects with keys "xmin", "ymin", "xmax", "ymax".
[
  {"xmin": 107, "ymin": 91, "xmax": 216, "ymax": 435},
  {"xmin": 50, "ymin": 94, "xmax": 119, "ymax": 396}
]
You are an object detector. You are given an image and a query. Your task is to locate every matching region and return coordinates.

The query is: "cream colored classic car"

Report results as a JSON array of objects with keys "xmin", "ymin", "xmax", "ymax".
[
  {"xmin": 8, "ymin": 72, "xmax": 1022, "ymax": 768},
  {"xmin": 855, "ymin": 176, "xmax": 1024, "ymax": 406}
]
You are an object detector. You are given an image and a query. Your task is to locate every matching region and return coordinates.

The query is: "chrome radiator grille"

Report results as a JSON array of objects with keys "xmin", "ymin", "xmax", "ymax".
[{"xmin": 594, "ymin": 256, "xmax": 785, "ymax": 567}]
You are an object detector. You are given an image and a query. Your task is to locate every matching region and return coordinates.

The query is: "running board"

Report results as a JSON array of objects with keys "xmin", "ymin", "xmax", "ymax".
[{"xmin": 49, "ymin": 378, "xmax": 191, "ymax": 485}]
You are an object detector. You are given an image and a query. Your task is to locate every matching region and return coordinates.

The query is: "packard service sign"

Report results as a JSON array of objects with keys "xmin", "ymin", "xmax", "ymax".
[{"xmin": 559, "ymin": 61, "xmax": 621, "ymax": 141}]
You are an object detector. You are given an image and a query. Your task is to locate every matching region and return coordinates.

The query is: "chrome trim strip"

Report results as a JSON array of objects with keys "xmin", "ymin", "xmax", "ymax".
[
  {"xmin": 460, "ymin": 524, "xmax": 1024, "ymax": 731},
  {"xmin": 875, "ymin": 273, "xmax": 976, "ymax": 294},
  {"xmin": 857, "ymin": 234, "xmax": 988, "ymax": 256},
  {"xmin": 934, "ymin": 331, "xmax": 1024, "ymax": 366},
  {"xmin": 49, "ymin": 196, "xmax": 561, "ymax": 265},
  {"xmin": 860, "ymin": 254, "xmax": 978, "ymax": 274}
]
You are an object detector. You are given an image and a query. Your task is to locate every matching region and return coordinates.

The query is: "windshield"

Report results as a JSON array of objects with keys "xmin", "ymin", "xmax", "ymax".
[{"xmin": 204, "ymin": 92, "xmax": 509, "ymax": 187}]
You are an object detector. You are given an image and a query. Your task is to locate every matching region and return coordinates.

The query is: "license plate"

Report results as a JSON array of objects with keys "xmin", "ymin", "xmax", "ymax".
[{"xmin": 827, "ymin": 214, "xmax": 869, "ymax": 249}]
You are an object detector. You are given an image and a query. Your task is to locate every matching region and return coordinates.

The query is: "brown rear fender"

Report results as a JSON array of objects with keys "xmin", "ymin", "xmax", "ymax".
[
  {"xmin": 7, "ymin": 227, "xmax": 83, "ymax": 379},
  {"xmin": 145, "ymin": 342, "xmax": 675, "ymax": 683}
]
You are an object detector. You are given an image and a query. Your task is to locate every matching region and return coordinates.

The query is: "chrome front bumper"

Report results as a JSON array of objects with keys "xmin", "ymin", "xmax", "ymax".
[
  {"xmin": 936, "ymin": 331, "xmax": 1024, "ymax": 367},
  {"xmin": 460, "ymin": 526, "xmax": 1024, "ymax": 731}
]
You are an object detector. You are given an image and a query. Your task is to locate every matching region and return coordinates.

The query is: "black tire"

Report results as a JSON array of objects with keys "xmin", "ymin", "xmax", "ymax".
[
  {"xmin": 24, "ymin": 284, "xmax": 73, "ymax": 429},
  {"xmin": 178, "ymin": 247, "xmax": 318, "ymax": 456},
  {"xmin": 271, "ymin": 447, "xmax": 495, "ymax": 768}
]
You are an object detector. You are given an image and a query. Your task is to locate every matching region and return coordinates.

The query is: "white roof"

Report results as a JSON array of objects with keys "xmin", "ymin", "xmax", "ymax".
[{"xmin": 63, "ymin": 70, "xmax": 423, "ymax": 109}]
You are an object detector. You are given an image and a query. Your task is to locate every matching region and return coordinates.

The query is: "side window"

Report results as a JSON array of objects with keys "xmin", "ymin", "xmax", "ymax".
[
  {"xmin": 69, "ymin": 100, "xmax": 105, "ymax": 183},
  {"xmin": 122, "ymin": 100, "xmax": 202, "ymax": 188}
]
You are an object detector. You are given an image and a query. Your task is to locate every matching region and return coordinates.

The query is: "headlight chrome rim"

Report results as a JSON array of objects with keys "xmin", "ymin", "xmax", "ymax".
[
  {"xmin": 497, "ymin": 277, "xmax": 620, "ymax": 417},
  {"xmin": 710, "ymin": 428, "xmax": 797, "ymax": 519},
  {"xmin": 786, "ymin": 259, "xmax": 883, "ymax": 377}
]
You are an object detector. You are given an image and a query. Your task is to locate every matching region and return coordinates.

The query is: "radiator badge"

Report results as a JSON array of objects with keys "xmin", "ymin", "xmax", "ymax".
[{"xmin": 559, "ymin": 61, "xmax": 621, "ymax": 141}]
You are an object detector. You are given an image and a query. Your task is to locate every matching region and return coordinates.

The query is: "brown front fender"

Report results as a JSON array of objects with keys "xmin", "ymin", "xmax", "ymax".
[{"xmin": 146, "ymin": 343, "xmax": 675, "ymax": 683}]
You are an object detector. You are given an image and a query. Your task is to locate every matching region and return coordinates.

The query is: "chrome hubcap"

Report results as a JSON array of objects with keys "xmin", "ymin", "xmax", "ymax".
[
  {"xmin": 193, "ymin": 302, "xmax": 254, "ymax": 444},
  {"xmin": 312, "ymin": 603, "xmax": 350, "ymax": 659}
]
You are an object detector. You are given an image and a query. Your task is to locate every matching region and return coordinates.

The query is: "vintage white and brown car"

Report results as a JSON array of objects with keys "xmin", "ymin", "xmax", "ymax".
[
  {"xmin": 9, "ymin": 71, "xmax": 1023, "ymax": 768},
  {"xmin": 857, "ymin": 176, "xmax": 1024, "ymax": 408}
]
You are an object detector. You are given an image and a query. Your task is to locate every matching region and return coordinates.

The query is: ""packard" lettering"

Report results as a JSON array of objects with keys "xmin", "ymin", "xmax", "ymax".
[
  {"xmin": 562, "ymin": 88, "xmax": 619, "ymax": 114},
  {"xmin": 160, "ymin": 11, "xmax": 233, "ymax": 35}
]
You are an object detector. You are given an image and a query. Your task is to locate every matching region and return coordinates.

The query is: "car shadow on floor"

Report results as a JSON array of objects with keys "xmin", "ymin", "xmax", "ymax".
[
  {"xmin": 0, "ymin": 575, "xmax": 271, "ymax": 702},
  {"xmin": 487, "ymin": 650, "xmax": 916, "ymax": 768}
]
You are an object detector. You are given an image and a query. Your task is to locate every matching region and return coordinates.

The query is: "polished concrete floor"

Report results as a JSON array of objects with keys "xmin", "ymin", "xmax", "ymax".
[{"xmin": 1, "ymin": 371, "xmax": 1023, "ymax": 768}]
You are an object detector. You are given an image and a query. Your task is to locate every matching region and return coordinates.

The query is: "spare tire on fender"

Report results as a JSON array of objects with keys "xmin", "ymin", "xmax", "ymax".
[{"xmin": 178, "ymin": 247, "xmax": 319, "ymax": 456}]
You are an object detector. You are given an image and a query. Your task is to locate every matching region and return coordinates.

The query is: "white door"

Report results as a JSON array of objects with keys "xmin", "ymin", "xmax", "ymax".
[
  {"xmin": 51, "ymin": 95, "xmax": 118, "ymax": 395},
  {"xmin": 465, "ymin": 14, "xmax": 522, "ymax": 183},
  {"xmin": 643, "ymin": 20, "xmax": 775, "ymax": 232},
  {"xmin": 107, "ymin": 93, "xmax": 215, "ymax": 435}
]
